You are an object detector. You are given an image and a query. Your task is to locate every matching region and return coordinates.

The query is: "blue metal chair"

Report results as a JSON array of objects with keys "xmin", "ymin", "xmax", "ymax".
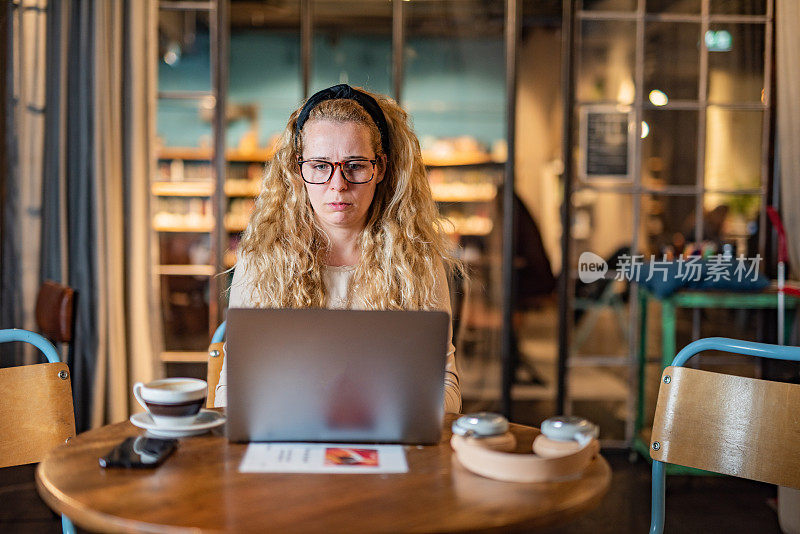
[
  {"xmin": 211, "ymin": 321, "xmax": 226, "ymax": 344},
  {"xmin": 649, "ymin": 337, "xmax": 800, "ymax": 534},
  {"xmin": 0, "ymin": 329, "xmax": 77, "ymax": 534}
]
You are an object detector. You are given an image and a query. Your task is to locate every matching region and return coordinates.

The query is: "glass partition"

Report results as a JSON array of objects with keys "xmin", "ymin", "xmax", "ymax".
[
  {"xmin": 644, "ymin": 22, "xmax": 701, "ymax": 102},
  {"xmin": 568, "ymin": 1, "xmax": 773, "ymax": 445},
  {"xmin": 402, "ymin": 2, "xmax": 506, "ymax": 370},
  {"xmin": 311, "ymin": 0, "xmax": 392, "ymax": 95},
  {"xmin": 707, "ymin": 24, "xmax": 766, "ymax": 104},
  {"xmin": 577, "ymin": 19, "xmax": 636, "ymax": 104},
  {"xmin": 641, "ymin": 109, "xmax": 699, "ymax": 189}
]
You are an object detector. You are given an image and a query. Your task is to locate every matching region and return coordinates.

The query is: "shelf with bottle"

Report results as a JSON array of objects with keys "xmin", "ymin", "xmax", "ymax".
[
  {"xmin": 153, "ymin": 197, "xmax": 215, "ymax": 233},
  {"xmin": 441, "ymin": 215, "xmax": 494, "ymax": 236},
  {"xmin": 156, "ymin": 233, "xmax": 213, "ymax": 274},
  {"xmin": 428, "ymin": 160, "xmax": 502, "ymax": 238},
  {"xmin": 421, "ymin": 135, "xmax": 507, "ymax": 167},
  {"xmin": 431, "ymin": 182, "xmax": 497, "ymax": 203},
  {"xmin": 155, "ymin": 139, "xmax": 503, "ymax": 273},
  {"xmin": 158, "ymin": 144, "xmax": 504, "ymax": 168},
  {"xmin": 151, "ymin": 180, "xmax": 261, "ymax": 198},
  {"xmin": 152, "ymin": 155, "xmax": 263, "ymax": 232},
  {"xmin": 157, "ymin": 146, "xmax": 274, "ymax": 162},
  {"xmin": 159, "ymin": 274, "xmax": 211, "ymax": 356},
  {"xmin": 158, "ymin": 264, "xmax": 217, "ymax": 276},
  {"xmin": 224, "ymin": 197, "xmax": 254, "ymax": 233},
  {"xmin": 153, "ymin": 157, "xmax": 263, "ymax": 199}
]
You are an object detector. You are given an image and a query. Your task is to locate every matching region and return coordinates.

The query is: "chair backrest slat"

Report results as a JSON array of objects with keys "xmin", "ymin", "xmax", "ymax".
[
  {"xmin": 0, "ymin": 362, "xmax": 76, "ymax": 468},
  {"xmin": 651, "ymin": 366, "xmax": 800, "ymax": 489},
  {"xmin": 35, "ymin": 281, "xmax": 75, "ymax": 344}
]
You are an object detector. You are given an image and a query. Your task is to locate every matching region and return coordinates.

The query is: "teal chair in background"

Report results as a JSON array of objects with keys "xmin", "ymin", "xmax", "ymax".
[
  {"xmin": 0, "ymin": 328, "xmax": 77, "ymax": 534},
  {"xmin": 649, "ymin": 337, "xmax": 800, "ymax": 534},
  {"xmin": 211, "ymin": 321, "xmax": 226, "ymax": 344}
]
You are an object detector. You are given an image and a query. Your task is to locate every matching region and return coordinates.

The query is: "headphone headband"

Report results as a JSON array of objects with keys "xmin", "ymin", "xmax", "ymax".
[{"xmin": 295, "ymin": 84, "xmax": 391, "ymax": 158}]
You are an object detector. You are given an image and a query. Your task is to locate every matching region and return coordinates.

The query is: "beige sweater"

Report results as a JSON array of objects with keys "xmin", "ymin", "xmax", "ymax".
[{"xmin": 214, "ymin": 262, "xmax": 462, "ymax": 413}]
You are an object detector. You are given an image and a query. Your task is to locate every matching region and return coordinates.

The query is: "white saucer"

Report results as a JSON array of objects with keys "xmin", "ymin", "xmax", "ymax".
[{"xmin": 130, "ymin": 409, "xmax": 226, "ymax": 438}]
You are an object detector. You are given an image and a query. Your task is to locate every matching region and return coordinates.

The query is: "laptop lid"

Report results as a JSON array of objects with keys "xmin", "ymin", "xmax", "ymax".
[{"xmin": 225, "ymin": 308, "xmax": 449, "ymax": 444}]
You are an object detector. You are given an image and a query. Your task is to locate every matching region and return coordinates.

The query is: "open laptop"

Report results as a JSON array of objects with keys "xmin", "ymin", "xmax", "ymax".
[{"xmin": 225, "ymin": 308, "xmax": 449, "ymax": 444}]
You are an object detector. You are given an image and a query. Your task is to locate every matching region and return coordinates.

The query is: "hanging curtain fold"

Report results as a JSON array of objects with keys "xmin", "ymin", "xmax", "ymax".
[
  {"xmin": 89, "ymin": 0, "xmax": 162, "ymax": 429},
  {"xmin": 36, "ymin": 0, "xmax": 160, "ymax": 431},
  {"xmin": 776, "ymin": 0, "xmax": 800, "ymax": 280},
  {"xmin": 0, "ymin": 0, "xmax": 48, "ymax": 367},
  {"xmin": 0, "ymin": 1, "xmax": 24, "ymax": 367},
  {"xmin": 122, "ymin": 0, "xmax": 164, "ymax": 425}
]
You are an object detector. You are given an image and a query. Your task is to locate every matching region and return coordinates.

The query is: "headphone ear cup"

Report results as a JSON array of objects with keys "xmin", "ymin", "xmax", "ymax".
[
  {"xmin": 463, "ymin": 432, "xmax": 517, "ymax": 452},
  {"xmin": 532, "ymin": 434, "xmax": 582, "ymax": 458}
]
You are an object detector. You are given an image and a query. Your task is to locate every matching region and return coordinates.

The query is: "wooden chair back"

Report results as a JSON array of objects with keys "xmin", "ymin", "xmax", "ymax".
[
  {"xmin": 0, "ymin": 362, "xmax": 76, "ymax": 468},
  {"xmin": 650, "ymin": 365, "xmax": 800, "ymax": 489},
  {"xmin": 206, "ymin": 342, "xmax": 225, "ymax": 408},
  {"xmin": 35, "ymin": 281, "xmax": 75, "ymax": 344}
]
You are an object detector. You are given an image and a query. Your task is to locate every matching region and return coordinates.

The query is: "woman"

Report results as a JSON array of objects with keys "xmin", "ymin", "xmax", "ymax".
[{"xmin": 215, "ymin": 84, "xmax": 461, "ymax": 413}]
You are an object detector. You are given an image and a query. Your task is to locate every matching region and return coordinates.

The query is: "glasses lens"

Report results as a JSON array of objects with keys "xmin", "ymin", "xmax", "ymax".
[
  {"xmin": 301, "ymin": 161, "xmax": 333, "ymax": 184},
  {"xmin": 341, "ymin": 160, "xmax": 373, "ymax": 184}
]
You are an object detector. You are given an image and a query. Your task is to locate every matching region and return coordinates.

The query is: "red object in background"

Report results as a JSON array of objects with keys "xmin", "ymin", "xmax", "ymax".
[
  {"xmin": 782, "ymin": 286, "xmax": 800, "ymax": 298},
  {"xmin": 766, "ymin": 206, "xmax": 789, "ymax": 264}
]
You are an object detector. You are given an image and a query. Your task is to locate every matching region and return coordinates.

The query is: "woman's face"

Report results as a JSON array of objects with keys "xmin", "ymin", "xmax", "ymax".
[{"xmin": 300, "ymin": 119, "xmax": 384, "ymax": 235}]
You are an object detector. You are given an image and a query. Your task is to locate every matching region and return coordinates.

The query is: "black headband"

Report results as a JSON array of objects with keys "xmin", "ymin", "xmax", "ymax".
[{"xmin": 295, "ymin": 84, "xmax": 391, "ymax": 158}]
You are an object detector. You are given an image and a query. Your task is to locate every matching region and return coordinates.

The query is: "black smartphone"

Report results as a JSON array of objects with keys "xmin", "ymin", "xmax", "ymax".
[{"xmin": 99, "ymin": 436, "xmax": 177, "ymax": 468}]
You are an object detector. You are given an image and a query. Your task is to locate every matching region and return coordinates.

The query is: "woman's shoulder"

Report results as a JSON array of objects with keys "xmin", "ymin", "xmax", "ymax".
[{"xmin": 229, "ymin": 260, "xmax": 257, "ymax": 308}]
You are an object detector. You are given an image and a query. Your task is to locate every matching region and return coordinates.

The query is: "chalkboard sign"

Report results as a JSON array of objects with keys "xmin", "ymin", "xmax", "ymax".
[{"xmin": 579, "ymin": 107, "xmax": 633, "ymax": 181}]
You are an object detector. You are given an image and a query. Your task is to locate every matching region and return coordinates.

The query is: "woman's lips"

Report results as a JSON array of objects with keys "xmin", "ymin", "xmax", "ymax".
[{"xmin": 327, "ymin": 202, "xmax": 351, "ymax": 211}]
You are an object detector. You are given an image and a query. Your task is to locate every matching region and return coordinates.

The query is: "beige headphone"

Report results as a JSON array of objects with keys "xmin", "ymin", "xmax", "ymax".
[{"xmin": 450, "ymin": 413, "xmax": 600, "ymax": 483}]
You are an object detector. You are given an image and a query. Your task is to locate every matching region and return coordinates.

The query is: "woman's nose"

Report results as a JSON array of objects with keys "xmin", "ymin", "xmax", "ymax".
[{"xmin": 329, "ymin": 166, "xmax": 348, "ymax": 190}]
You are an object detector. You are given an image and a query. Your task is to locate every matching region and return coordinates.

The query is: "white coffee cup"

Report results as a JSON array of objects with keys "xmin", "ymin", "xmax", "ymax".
[{"xmin": 133, "ymin": 378, "xmax": 208, "ymax": 427}]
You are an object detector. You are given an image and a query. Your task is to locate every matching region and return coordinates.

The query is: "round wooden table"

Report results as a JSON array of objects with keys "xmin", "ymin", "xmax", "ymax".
[{"xmin": 36, "ymin": 412, "xmax": 611, "ymax": 533}]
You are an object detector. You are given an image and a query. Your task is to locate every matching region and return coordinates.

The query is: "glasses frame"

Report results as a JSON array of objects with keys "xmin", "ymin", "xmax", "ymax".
[{"xmin": 297, "ymin": 158, "xmax": 378, "ymax": 185}]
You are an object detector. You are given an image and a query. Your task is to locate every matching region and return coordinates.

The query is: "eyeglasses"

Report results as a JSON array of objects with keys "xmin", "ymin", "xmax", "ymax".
[{"xmin": 298, "ymin": 158, "xmax": 378, "ymax": 185}]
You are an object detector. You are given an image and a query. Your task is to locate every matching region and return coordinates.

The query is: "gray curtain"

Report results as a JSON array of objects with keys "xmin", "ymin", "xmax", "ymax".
[
  {"xmin": 1, "ymin": 0, "xmax": 48, "ymax": 367},
  {"xmin": 90, "ymin": 0, "xmax": 162, "ymax": 429},
  {"xmin": 0, "ymin": 0, "xmax": 23, "ymax": 367},
  {"xmin": 65, "ymin": 0, "xmax": 160, "ymax": 428},
  {"xmin": 777, "ymin": 0, "xmax": 800, "ymax": 280},
  {"xmin": 40, "ymin": 0, "xmax": 66, "ymax": 284},
  {"xmin": 4, "ymin": 1, "xmax": 159, "ymax": 429},
  {"xmin": 64, "ymin": 0, "xmax": 98, "ymax": 433},
  {"xmin": 122, "ymin": 0, "xmax": 164, "ymax": 424}
]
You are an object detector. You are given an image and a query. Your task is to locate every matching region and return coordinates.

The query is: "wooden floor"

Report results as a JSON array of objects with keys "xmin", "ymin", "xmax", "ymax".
[
  {"xmin": 539, "ymin": 449, "xmax": 781, "ymax": 534},
  {"xmin": 0, "ymin": 464, "xmax": 61, "ymax": 533}
]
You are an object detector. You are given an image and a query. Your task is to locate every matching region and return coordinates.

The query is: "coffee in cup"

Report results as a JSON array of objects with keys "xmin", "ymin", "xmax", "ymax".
[{"xmin": 133, "ymin": 378, "xmax": 208, "ymax": 427}]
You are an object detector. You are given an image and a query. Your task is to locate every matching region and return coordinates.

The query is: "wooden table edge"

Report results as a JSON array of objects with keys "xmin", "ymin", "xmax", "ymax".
[
  {"xmin": 35, "ymin": 456, "xmax": 203, "ymax": 534},
  {"xmin": 34, "ymin": 417, "xmax": 612, "ymax": 534}
]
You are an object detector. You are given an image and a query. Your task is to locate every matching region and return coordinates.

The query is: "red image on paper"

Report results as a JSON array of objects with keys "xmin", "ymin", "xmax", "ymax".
[{"xmin": 324, "ymin": 448, "xmax": 379, "ymax": 467}]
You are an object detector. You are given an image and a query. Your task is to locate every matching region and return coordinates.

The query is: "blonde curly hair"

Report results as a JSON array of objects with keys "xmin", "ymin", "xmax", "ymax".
[{"xmin": 236, "ymin": 87, "xmax": 459, "ymax": 310}]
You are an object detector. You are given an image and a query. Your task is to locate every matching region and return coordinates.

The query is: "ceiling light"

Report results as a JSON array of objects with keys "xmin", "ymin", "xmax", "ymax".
[{"xmin": 649, "ymin": 90, "xmax": 668, "ymax": 107}]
